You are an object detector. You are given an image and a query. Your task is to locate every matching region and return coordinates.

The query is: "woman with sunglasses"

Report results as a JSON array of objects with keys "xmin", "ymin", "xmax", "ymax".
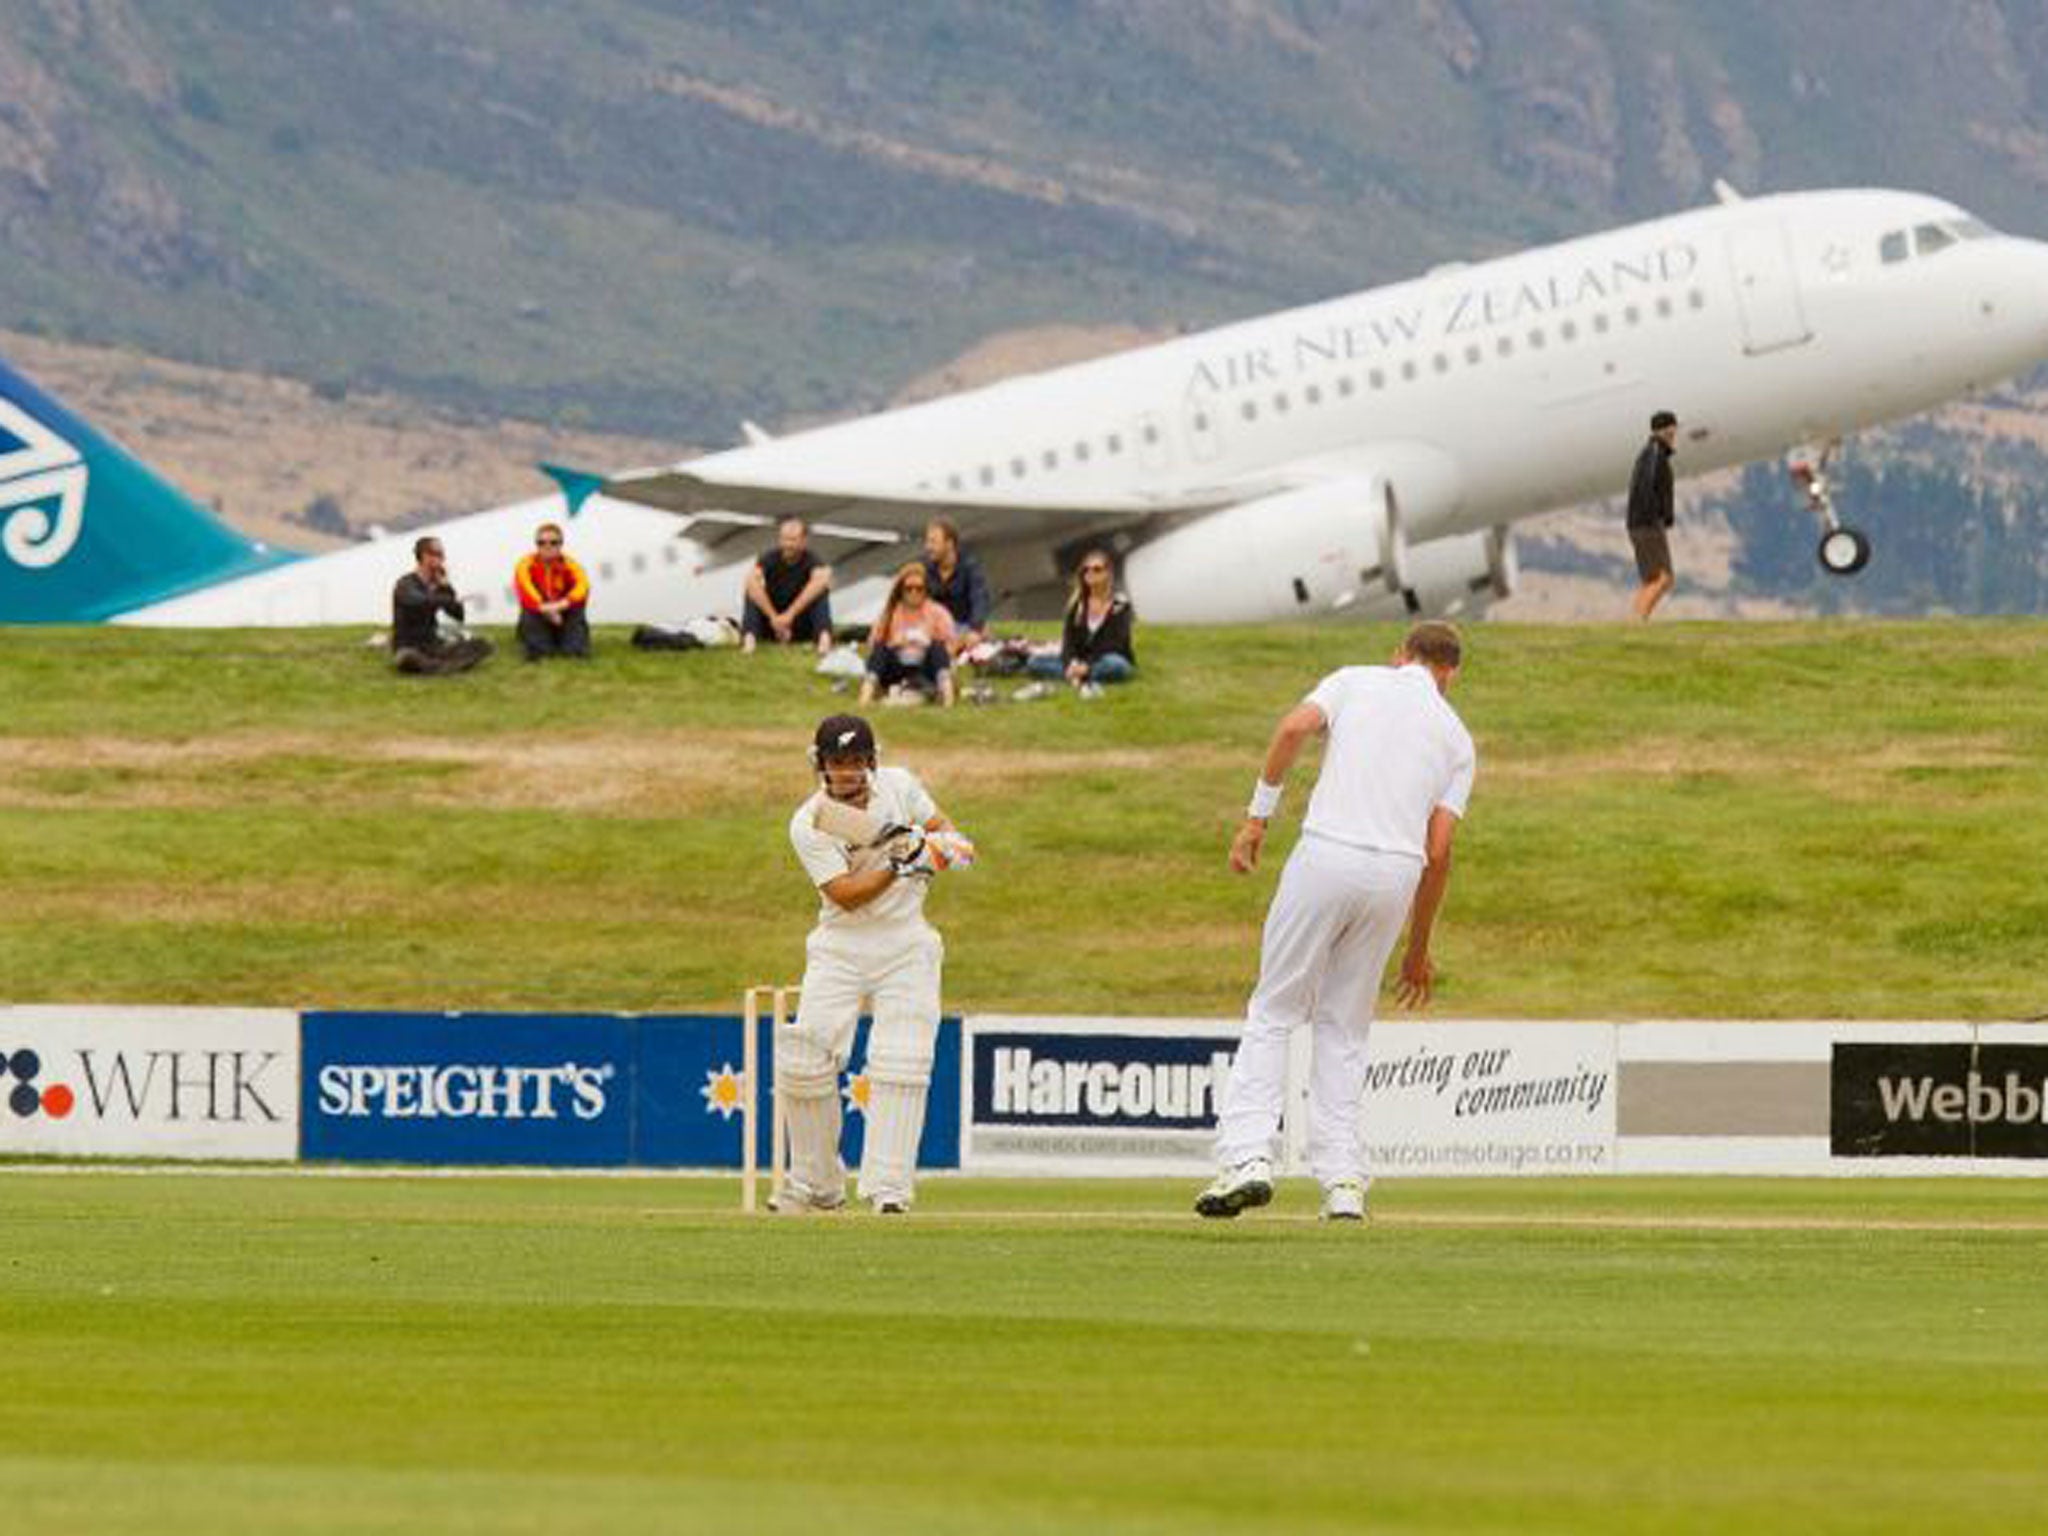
[
  {"xmin": 861, "ymin": 561, "xmax": 958, "ymax": 707},
  {"xmin": 1030, "ymin": 548, "xmax": 1136, "ymax": 692}
]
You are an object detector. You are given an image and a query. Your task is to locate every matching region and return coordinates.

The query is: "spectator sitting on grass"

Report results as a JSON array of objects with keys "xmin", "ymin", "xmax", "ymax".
[
  {"xmin": 391, "ymin": 536, "xmax": 492, "ymax": 675},
  {"xmin": 742, "ymin": 517, "xmax": 834, "ymax": 654},
  {"xmin": 1028, "ymin": 547, "xmax": 1135, "ymax": 692},
  {"xmin": 861, "ymin": 561, "xmax": 957, "ymax": 708},
  {"xmin": 921, "ymin": 515, "xmax": 991, "ymax": 656},
  {"xmin": 514, "ymin": 522, "xmax": 591, "ymax": 661}
]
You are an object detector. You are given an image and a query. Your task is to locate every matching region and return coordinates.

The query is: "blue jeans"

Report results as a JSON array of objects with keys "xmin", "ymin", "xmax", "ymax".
[{"xmin": 1027, "ymin": 652, "xmax": 1135, "ymax": 683}]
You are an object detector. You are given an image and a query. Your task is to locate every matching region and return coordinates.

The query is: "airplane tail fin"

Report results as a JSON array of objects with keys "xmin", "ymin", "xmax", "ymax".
[
  {"xmin": 0, "ymin": 355, "xmax": 292, "ymax": 622},
  {"xmin": 538, "ymin": 461, "xmax": 607, "ymax": 519}
]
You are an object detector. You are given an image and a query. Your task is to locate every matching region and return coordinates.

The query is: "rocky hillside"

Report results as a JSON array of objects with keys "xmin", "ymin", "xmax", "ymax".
[{"xmin": 7, "ymin": 1, "xmax": 2048, "ymax": 438}]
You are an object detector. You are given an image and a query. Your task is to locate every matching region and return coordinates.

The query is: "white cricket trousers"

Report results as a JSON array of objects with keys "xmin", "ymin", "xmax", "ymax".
[
  {"xmin": 785, "ymin": 922, "xmax": 943, "ymax": 1204},
  {"xmin": 1215, "ymin": 833, "xmax": 1421, "ymax": 1187}
]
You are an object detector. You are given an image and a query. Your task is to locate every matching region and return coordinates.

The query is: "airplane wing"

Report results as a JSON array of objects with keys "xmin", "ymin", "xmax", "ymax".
[{"xmin": 593, "ymin": 463, "xmax": 1250, "ymax": 548}]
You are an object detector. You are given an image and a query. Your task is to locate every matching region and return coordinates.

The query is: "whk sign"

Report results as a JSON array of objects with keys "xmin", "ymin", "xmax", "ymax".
[{"xmin": 0, "ymin": 1007, "xmax": 299, "ymax": 1160}]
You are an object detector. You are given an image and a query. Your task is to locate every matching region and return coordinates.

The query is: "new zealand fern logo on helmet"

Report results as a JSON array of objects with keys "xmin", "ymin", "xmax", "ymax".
[{"xmin": 0, "ymin": 397, "xmax": 88, "ymax": 570}]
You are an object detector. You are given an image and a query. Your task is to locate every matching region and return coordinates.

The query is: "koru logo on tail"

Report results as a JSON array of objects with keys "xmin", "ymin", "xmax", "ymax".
[{"xmin": 0, "ymin": 398, "xmax": 87, "ymax": 570}]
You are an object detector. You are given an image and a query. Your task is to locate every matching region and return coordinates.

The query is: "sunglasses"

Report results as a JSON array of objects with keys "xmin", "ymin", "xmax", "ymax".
[
  {"xmin": 901, "ymin": 583, "xmax": 927, "ymax": 594},
  {"xmin": 537, "ymin": 538, "xmax": 562, "ymax": 547},
  {"xmin": 1081, "ymin": 563, "xmax": 1109, "ymax": 574}
]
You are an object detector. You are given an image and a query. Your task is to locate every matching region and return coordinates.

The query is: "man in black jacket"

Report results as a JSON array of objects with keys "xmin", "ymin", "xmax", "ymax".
[
  {"xmin": 391, "ymin": 537, "xmax": 493, "ymax": 675},
  {"xmin": 1626, "ymin": 410, "xmax": 1679, "ymax": 620}
]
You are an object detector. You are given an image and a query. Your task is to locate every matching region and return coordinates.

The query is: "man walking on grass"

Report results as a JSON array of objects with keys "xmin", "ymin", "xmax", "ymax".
[{"xmin": 1627, "ymin": 409, "xmax": 1680, "ymax": 620}]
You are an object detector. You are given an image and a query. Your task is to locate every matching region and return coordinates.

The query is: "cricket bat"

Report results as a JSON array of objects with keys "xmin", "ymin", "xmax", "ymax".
[{"xmin": 811, "ymin": 796, "xmax": 915, "ymax": 850}]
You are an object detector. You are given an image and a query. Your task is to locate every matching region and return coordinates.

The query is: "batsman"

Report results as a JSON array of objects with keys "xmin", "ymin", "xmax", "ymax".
[{"xmin": 779, "ymin": 713, "xmax": 973, "ymax": 1213}]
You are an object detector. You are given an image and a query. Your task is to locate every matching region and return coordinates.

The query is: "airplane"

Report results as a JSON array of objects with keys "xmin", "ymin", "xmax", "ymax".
[{"xmin": 7, "ymin": 183, "xmax": 2048, "ymax": 628}]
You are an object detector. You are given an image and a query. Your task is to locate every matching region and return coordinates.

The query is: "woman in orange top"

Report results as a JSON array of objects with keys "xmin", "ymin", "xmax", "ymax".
[
  {"xmin": 860, "ymin": 562, "xmax": 956, "ymax": 707},
  {"xmin": 514, "ymin": 522, "xmax": 591, "ymax": 660}
]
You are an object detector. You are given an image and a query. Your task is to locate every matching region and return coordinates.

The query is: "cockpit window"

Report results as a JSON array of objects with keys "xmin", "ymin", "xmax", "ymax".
[
  {"xmin": 1952, "ymin": 216, "xmax": 1997, "ymax": 239},
  {"xmin": 1914, "ymin": 223, "xmax": 1956, "ymax": 256},
  {"xmin": 1879, "ymin": 230, "xmax": 1908, "ymax": 264}
]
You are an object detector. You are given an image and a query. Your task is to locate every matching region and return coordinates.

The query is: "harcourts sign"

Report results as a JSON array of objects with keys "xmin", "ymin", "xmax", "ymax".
[
  {"xmin": 302, "ymin": 1013, "xmax": 630, "ymax": 1166},
  {"xmin": 0, "ymin": 1006, "xmax": 298, "ymax": 1160},
  {"xmin": 966, "ymin": 1017, "xmax": 1240, "ymax": 1173}
]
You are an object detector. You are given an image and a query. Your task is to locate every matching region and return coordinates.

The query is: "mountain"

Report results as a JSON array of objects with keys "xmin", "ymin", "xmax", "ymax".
[{"xmin": 8, "ymin": 0, "xmax": 2048, "ymax": 440}]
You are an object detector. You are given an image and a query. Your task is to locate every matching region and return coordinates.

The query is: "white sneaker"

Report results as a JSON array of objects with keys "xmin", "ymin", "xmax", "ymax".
[
  {"xmin": 871, "ymin": 1197, "xmax": 910, "ymax": 1215},
  {"xmin": 1321, "ymin": 1179, "xmax": 1368, "ymax": 1223},
  {"xmin": 768, "ymin": 1180, "xmax": 847, "ymax": 1214},
  {"xmin": 1194, "ymin": 1158, "xmax": 1273, "ymax": 1219}
]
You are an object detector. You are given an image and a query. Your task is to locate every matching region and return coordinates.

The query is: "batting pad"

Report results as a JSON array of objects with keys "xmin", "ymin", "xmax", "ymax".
[{"xmin": 858, "ymin": 1079, "xmax": 928, "ymax": 1207}]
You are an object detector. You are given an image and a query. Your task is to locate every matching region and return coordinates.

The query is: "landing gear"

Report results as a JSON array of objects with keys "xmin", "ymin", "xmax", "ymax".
[
  {"xmin": 1817, "ymin": 525, "xmax": 1871, "ymax": 575},
  {"xmin": 1788, "ymin": 439, "xmax": 1871, "ymax": 577}
]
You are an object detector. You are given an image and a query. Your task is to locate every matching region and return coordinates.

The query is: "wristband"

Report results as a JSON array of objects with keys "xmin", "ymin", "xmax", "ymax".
[{"xmin": 1247, "ymin": 779, "xmax": 1282, "ymax": 820}]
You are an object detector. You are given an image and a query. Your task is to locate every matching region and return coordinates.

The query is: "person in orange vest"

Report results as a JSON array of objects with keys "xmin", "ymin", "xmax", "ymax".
[{"xmin": 514, "ymin": 522, "xmax": 591, "ymax": 660}]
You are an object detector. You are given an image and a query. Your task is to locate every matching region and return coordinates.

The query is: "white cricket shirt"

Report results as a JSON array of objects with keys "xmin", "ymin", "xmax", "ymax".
[
  {"xmin": 1298, "ymin": 663, "xmax": 1476, "ymax": 862},
  {"xmin": 789, "ymin": 765, "xmax": 939, "ymax": 932}
]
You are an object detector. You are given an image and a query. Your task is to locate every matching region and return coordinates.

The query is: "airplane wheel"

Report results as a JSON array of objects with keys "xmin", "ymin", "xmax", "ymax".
[{"xmin": 1816, "ymin": 526, "xmax": 1871, "ymax": 576}]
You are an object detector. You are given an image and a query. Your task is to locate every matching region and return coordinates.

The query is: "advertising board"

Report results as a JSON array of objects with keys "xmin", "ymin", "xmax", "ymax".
[{"xmin": 0, "ymin": 1005, "xmax": 298, "ymax": 1160}]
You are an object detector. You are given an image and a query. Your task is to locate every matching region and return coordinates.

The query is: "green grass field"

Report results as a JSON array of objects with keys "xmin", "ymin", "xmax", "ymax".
[
  {"xmin": 7, "ymin": 622, "xmax": 2048, "ymax": 1533},
  {"xmin": 3, "ymin": 1173, "xmax": 2045, "ymax": 1535},
  {"xmin": 4, "ymin": 621, "xmax": 2047, "ymax": 1018}
]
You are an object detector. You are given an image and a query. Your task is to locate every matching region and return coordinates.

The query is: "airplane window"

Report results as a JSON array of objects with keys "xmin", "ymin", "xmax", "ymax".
[
  {"xmin": 1432, "ymin": 353, "xmax": 1449, "ymax": 373},
  {"xmin": 1010, "ymin": 458, "xmax": 1027, "ymax": 478},
  {"xmin": 1914, "ymin": 223, "xmax": 1955, "ymax": 256},
  {"xmin": 1464, "ymin": 344, "xmax": 1482, "ymax": 365},
  {"xmin": 1192, "ymin": 412, "xmax": 1210, "ymax": 431},
  {"xmin": 1273, "ymin": 392, "xmax": 1290, "ymax": 412},
  {"xmin": 1074, "ymin": 441, "xmax": 1091, "ymax": 461},
  {"xmin": 1526, "ymin": 328, "xmax": 1545, "ymax": 349},
  {"xmin": 600, "ymin": 561, "xmax": 616, "ymax": 581},
  {"xmin": 1106, "ymin": 433, "xmax": 1122, "ymax": 454},
  {"xmin": 1495, "ymin": 336, "xmax": 1513, "ymax": 357},
  {"xmin": 1688, "ymin": 290, "xmax": 1706, "ymax": 310},
  {"xmin": 1559, "ymin": 320, "xmax": 1577, "ymax": 342},
  {"xmin": 1655, "ymin": 296, "xmax": 1673, "ymax": 318},
  {"xmin": 1341, "ymin": 375, "xmax": 1359, "ymax": 395},
  {"xmin": 1401, "ymin": 360, "xmax": 1418, "ymax": 381},
  {"xmin": 1364, "ymin": 370, "xmax": 1381, "ymax": 390},
  {"xmin": 631, "ymin": 553, "xmax": 647, "ymax": 574},
  {"xmin": 947, "ymin": 473, "xmax": 963, "ymax": 490},
  {"xmin": 663, "ymin": 545, "xmax": 680, "ymax": 565},
  {"xmin": 1879, "ymin": 231, "xmax": 1908, "ymax": 264},
  {"xmin": 1623, "ymin": 305, "xmax": 1641, "ymax": 325},
  {"xmin": 979, "ymin": 467, "xmax": 994, "ymax": 486},
  {"xmin": 1042, "ymin": 449, "xmax": 1058, "ymax": 470},
  {"xmin": 1305, "ymin": 384, "xmax": 1322, "ymax": 405},
  {"xmin": 1241, "ymin": 401, "xmax": 1258, "ymax": 421},
  {"xmin": 1592, "ymin": 312, "xmax": 1610, "ymax": 334},
  {"xmin": 1142, "ymin": 424, "xmax": 1159, "ymax": 443}
]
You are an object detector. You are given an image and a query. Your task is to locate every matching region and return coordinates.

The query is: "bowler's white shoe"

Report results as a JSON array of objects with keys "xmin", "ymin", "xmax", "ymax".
[
  {"xmin": 1320, "ymin": 1179, "xmax": 1368, "ymax": 1223},
  {"xmin": 1194, "ymin": 1158, "xmax": 1274, "ymax": 1219}
]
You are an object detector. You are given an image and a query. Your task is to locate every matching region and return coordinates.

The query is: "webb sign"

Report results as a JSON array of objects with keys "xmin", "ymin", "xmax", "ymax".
[{"xmin": 0, "ymin": 1006, "xmax": 298, "ymax": 1159}]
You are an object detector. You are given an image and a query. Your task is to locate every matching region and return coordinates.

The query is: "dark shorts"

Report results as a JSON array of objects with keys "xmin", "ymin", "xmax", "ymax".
[{"xmin": 1629, "ymin": 526, "xmax": 1674, "ymax": 583}]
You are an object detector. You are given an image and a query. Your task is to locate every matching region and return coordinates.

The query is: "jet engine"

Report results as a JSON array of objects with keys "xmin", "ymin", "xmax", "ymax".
[
  {"xmin": 1121, "ymin": 478, "xmax": 1409, "ymax": 624},
  {"xmin": 1120, "ymin": 476, "xmax": 1515, "ymax": 623}
]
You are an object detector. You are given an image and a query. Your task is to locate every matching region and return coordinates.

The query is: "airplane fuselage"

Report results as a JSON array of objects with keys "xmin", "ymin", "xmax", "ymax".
[{"xmin": 47, "ymin": 186, "xmax": 2048, "ymax": 627}]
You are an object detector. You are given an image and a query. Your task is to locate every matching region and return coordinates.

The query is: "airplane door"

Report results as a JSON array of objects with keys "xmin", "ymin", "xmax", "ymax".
[
  {"xmin": 1724, "ymin": 221, "xmax": 1812, "ymax": 354},
  {"xmin": 1183, "ymin": 395, "xmax": 1223, "ymax": 462}
]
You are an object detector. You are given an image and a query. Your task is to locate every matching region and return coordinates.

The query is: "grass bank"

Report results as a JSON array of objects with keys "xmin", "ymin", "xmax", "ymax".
[{"xmin": 3, "ymin": 620, "xmax": 2045, "ymax": 1017}]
